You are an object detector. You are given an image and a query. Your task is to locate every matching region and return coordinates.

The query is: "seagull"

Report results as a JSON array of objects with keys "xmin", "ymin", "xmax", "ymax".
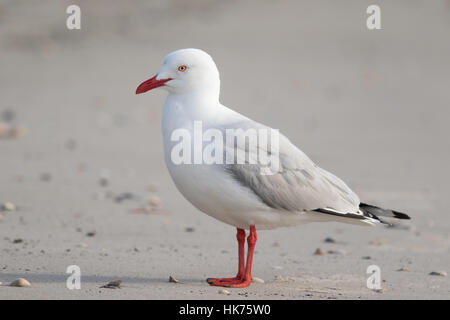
[{"xmin": 136, "ymin": 48, "xmax": 410, "ymax": 288}]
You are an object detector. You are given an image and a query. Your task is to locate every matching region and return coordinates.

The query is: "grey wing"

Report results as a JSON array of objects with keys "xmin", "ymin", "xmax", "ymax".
[{"xmin": 222, "ymin": 124, "xmax": 360, "ymax": 214}]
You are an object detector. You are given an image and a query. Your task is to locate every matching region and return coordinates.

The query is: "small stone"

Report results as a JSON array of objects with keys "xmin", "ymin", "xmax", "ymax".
[
  {"xmin": 327, "ymin": 249, "xmax": 346, "ymax": 255},
  {"xmin": 397, "ymin": 267, "xmax": 411, "ymax": 272},
  {"xmin": 78, "ymin": 243, "xmax": 88, "ymax": 248},
  {"xmin": 13, "ymin": 238, "xmax": 23, "ymax": 244},
  {"xmin": 101, "ymin": 280, "xmax": 122, "ymax": 289},
  {"xmin": 362, "ymin": 256, "xmax": 371, "ymax": 260},
  {"xmin": 10, "ymin": 278, "xmax": 31, "ymax": 287},
  {"xmin": 114, "ymin": 192, "xmax": 134, "ymax": 203},
  {"xmin": 185, "ymin": 227, "xmax": 195, "ymax": 232},
  {"xmin": 272, "ymin": 266, "xmax": 283, "ymax": 270},
  {"xmin": 1, "ymin": 202, "xmax": 16, "ymax": 211},
  {"xmin": 6, "ymin": 125, "xmax": 27, "ymax": 139},
  {"xmin": 99, "ymin": 169, "xmax": 110, "ymax": 187},
  {"xmin": 252, "ymin": 277, "xmax": 264, "ymax": 283},
  {"xmin": 86, "ymin": 231, "xmax": 96, "ymax": 237},
  {"xmin": 40, "ymin": 173, "xmax": 52, "ymax": 182},
  {"xmin": 324, "ymin": 237, "xmax": 335, "ymax": 243},
  {"xmin": 99, "ymin": 177, "xmax": 109, "ymax": 187},
  {"xmin": 147, "ymin": 196, "xmax": 161, "ymax": 208},
  {"xmin": 429, "ymin": 271, "xmax": 447, "ymax": 277},
  {"xmin": 369, "ymin": 240, "xmax": 387, "ymax": 246},
  {"xmin": 219, "ymin": 289, "xmax": 230, "ymax": 295},
  {"xmin": 1, "ymin": 109, "xmax": 15, "ymax": 122},
  {"xmin": 314, "ymin": 248, "xmax": 325, "ymax": 255},
  {"xmin": 65, "ymin": 139, "xmax": 77, "ymax": 150},
  {"xmin": 169, "ymin": 276, "xmax": 180, "ymax": 283}
]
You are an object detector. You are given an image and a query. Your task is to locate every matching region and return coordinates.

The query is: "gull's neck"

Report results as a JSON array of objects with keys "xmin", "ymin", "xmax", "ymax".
[
  {"xmin": 162, "ymin": 90, "xmax": 245, "ymax": 136},
  {"xmin": 164, "ymin": 91, "xmax": 222, "ymax": 120}
]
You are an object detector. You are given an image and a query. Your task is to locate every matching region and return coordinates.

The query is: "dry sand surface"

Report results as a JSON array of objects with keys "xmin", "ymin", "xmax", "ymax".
[{"xmin": 0, "ymin": 0, "xmax": 449, "ymax": 299}]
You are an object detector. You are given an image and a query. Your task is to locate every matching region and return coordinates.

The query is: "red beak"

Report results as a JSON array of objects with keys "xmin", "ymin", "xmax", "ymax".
[{"xmin": 136, "ymin": 75, "xmax": 172, "ymax": 94}]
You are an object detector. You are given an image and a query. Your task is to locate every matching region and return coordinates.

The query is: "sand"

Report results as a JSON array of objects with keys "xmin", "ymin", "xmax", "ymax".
[{"xmin": 0, "ymin": 0, "xmax": 449, "ymax": 299}]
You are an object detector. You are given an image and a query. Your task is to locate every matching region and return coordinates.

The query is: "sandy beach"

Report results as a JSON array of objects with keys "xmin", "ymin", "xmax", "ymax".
[{"xmin": 0, "ymin": 0, "xmax": 449, "ymax": 299}]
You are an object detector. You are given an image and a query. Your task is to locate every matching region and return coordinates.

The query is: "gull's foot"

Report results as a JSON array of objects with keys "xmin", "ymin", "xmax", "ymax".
[
  {"xmin": 206, "ymin": 276, "xmax": 243, "ymax": 287},
  {"xmin": 226, "ymin": 277, "xmax": 252, "ymax": 288}
]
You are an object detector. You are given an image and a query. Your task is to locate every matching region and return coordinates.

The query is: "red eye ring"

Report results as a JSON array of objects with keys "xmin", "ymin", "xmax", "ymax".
[{"xmin": 178, "ymin": 65, "xmax": 187, "ymax": 72}]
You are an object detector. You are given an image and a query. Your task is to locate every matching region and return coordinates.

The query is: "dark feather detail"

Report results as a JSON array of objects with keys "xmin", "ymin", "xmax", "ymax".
[
  {"xmin": 359, "ymin": 203, "xmax": 410, "ymax": 220},
  {"xmin": 312, "ymin": 207, "xmax": 389, "ymax": 224}
]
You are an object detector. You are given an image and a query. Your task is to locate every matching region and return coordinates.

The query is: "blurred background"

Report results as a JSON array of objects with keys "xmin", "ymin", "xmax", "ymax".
[{"xmin": 0, "ymin": 0, "xmax": 449, "ymax": 299}]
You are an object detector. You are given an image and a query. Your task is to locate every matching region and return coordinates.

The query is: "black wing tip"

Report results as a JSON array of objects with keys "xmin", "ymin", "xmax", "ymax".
[
  {"xmin": 359, "ymin": 202, "xmax": 411, "ymax": 220},
  {"xmin": 392, "ymin": 210, "xmax": 411, "ymax": 220}
]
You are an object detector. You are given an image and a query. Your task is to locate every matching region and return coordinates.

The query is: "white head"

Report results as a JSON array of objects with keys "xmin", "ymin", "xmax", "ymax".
[{"xmin": 136, "ymin": 48, "xmax": 220, "ymax": 98}]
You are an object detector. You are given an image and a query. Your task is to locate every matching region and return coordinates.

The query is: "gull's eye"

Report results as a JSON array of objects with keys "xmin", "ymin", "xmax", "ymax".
[{"xmin": 177, "ymin": 65, "xmax": 187, "ymax": 72}]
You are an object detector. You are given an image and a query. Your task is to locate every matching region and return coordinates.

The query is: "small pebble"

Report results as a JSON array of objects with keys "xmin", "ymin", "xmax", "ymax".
[
  {"xmin": 429, "ymin": 271, "xmax": 447, "ymax": 277},
  {"xmin": 101, "ymin": 280, "xmax": 122, "ymax": 289},
  {"xmin": 324, "ymin": 237, "xmax": 335, "ymax": 243},
  {"xmin": 1, "ymin": 109, "xmax": 15, "ymax": 122},
  {"xmin": 327, "ymin": 249, "xmax": 346, "ymax": 255},
  {"xmin": 314, "ymin": 248, "xmax": 325, "ymax": 255},
  {"xmin": 86, "ymin": 231, "xmax": 96, "ymax": 237},
  {"xmin": 169, "ymin": 276, "xmax": 180, "ymax": 283},
  {"xmin": 13, "ymin": 238, "xmax": 23, "ymax": 244},
  {"xmin": 65, "ymin": 139, "xmax": 77, "ymax": 150},
  {"xmin": 40, "ymin": 173, "xmax": 52, "ymax": 182},
  {"xmin": 1, "ymin": 202, "xmax": 16, "ymax": 212},
  {"xmin": 78, "ymin": 243, "xmax": 88, "ymax": 248},
  {"xmin": 185, "ymin": 227, "xmax": 195, "ymax": 232},
  {"xmin": 272, "ymin": 266, "xmax": 283, "ymax": 270},
  {"xmin": 397, "ymin": 267, "xmax": 411, "ymax": 272},
  {"xmin": 147, "ymin": 196, "xmax": 161, "ymax": 208},
  {"xmin": 369, "ymin": 240, "xmax": 387, "ymax": 246},
  {"xmin": 114, "ymin": 192, "xmax": 134, "ymax": 203},
  {"xmin": 99, "ymin": 178, "xmax": 109, "ymax": 187},
  {"xmin": 252, "ymin": 277, "xmax": 264, "ymax": 283},
  {"xmin": 362, "ymin": 256, "xmax": 371, "ymax": 260},
  {"xmin": 99, "ymin": 169, "xmax": 110, "ymax": 187},
  {"xmin": 0, "ymin": 123, "xmax": 27, "ymax": 139},
  {"xmin": 10, "ymin": 278, "xmax": 31, "ymax": 287},
  {"xmin": 219, "ymin": 289, "xmax": 230, "ymax": 295},
  {"xmin": 8, "ymin": 125, "xmax": 27, "ymax": 138}
]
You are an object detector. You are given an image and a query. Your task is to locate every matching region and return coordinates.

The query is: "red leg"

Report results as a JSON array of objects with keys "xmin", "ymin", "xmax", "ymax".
[
  {"xmin": 207, "ymin": 228, "xmax": 246, "ymax": 286},
  {"xmin": 227, "ymin": 225, "xmax": 257, "ymax": 288}
]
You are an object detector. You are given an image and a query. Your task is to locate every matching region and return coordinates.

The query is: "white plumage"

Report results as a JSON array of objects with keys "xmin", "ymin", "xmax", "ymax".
[{"xmin": 136, "ymin": 48, "xmax": 409, "ymax": 288}]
